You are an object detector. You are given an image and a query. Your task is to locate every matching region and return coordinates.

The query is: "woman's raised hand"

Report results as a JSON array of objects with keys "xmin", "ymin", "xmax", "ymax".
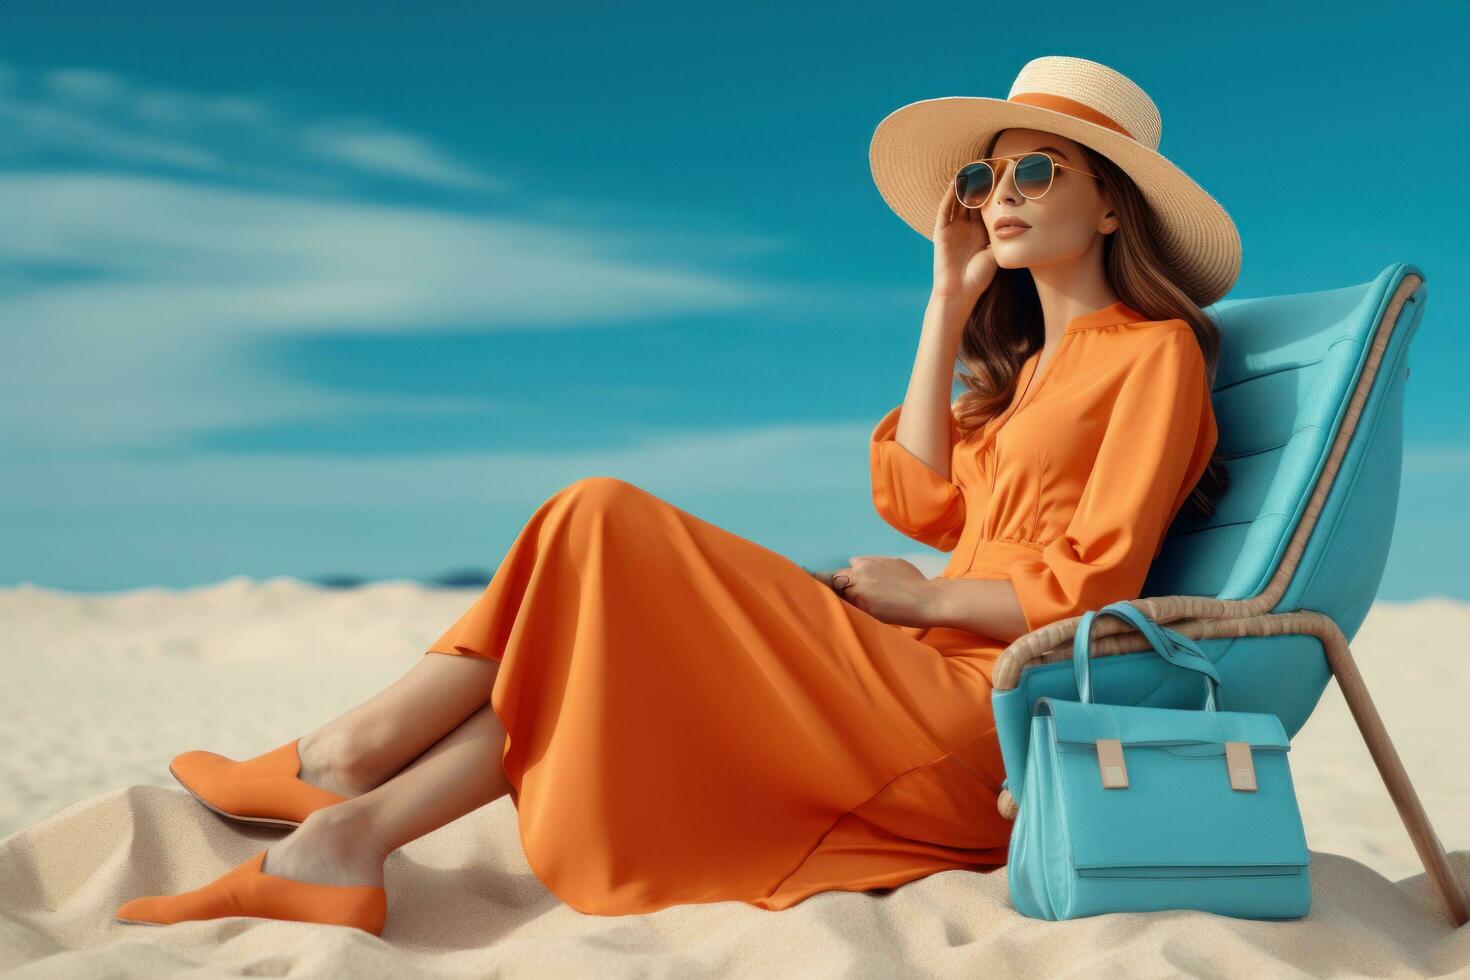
[{"xmin": 931, "ymin": 179, "xmax": 997, "ymax": 303}]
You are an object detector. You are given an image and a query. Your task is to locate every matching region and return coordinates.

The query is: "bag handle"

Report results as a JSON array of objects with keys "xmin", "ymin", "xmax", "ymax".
[{"xmin": 1073, "ymin": 600, "xmax": 1222, "ymax": 711}]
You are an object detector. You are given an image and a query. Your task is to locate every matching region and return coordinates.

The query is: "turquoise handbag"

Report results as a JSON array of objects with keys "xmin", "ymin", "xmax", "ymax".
[{"xmin": 1005, "ymin": 600, "xmax": 1312, "ymax": 921}]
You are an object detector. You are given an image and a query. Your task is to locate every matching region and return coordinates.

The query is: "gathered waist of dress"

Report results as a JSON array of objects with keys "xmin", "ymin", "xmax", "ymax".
[{"xmin": 943, "ymin": 536, "xmax": 1047, "ymax": 579}]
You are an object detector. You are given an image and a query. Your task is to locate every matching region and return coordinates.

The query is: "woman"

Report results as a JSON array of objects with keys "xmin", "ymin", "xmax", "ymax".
[{"xmin": 114, "ymin": 55, "xmax": 1233, "ymax": 934}]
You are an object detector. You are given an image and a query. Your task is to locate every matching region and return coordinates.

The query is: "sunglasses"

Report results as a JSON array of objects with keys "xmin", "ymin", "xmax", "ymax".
[{"xmin": 953, "ymin": 151, "xmax": 1101, "ymax": 209}]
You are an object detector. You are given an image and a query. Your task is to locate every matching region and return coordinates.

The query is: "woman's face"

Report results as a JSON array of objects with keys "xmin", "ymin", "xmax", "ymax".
[{"xmin": 977, "ymin": 128, "xmax": 1117, "ymax": 270}]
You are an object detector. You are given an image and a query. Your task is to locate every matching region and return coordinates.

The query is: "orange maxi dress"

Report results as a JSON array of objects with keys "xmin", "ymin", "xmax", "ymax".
[{"xmin": 424, "ymin": 299, "xmax": 1218, "ymax": 915}]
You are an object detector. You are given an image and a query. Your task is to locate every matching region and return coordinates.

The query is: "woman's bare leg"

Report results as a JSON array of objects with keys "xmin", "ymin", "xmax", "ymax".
[
  {"xmin": 260, "ymin": 697, "xmax": 511, "ymax": 888},
  {"xmin": 293, "ymin": 652, "xmax": 502, "ymax": 800}
]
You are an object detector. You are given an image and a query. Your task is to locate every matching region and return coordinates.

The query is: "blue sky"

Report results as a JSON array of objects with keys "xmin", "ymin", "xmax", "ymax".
[{"xmin": 2, "ymin": 2, "xmax": 1467, "ymax": 598}]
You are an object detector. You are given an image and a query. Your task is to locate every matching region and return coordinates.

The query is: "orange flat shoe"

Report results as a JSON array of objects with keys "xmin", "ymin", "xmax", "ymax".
[
  {"xmin": 169, "ymin": 738, "xmax": 348, "ymax": 828},
  {"xmin": 114, "ymin": 849, "xmax": 388, "ymax": 935}
]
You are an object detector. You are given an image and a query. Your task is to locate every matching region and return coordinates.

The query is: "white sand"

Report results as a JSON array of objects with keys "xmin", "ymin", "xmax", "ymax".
[{"xmin": 2, "ymin": 578, "xmax": 1467, "ymax": 976}]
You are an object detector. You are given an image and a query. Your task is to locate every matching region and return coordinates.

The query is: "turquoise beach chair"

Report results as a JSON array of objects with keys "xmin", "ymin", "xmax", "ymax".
[{"xmin": 988, "ymin": 262, "xmax": 1469, "ymax": 927}]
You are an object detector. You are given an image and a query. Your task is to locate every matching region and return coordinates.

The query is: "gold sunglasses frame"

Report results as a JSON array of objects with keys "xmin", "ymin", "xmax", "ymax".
[{"xmin": 953, "ymin": 151, "xmax": 1101, "ymax": 209}]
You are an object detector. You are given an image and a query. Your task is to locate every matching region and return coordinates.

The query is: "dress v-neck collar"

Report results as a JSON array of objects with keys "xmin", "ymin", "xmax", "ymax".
[
  {"xmin": 967, "ymin": 299, "xmax": 1150, "ymax": 451},
  {"xmin": 1021, "ymin": 298, "xmax": 1149, "ymax": 400},
  {"xmin": 1018, "ymin": 300, "xmax": 1144, "ymax": 407}
]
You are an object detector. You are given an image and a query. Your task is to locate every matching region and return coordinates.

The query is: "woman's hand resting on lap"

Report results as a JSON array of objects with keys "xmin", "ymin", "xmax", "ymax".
[{"xmin": 819, "ymin": 556, "xmax": 938, "ymax": 627}]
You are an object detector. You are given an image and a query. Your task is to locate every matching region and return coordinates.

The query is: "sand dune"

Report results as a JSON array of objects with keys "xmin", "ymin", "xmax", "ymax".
[{"xmin": 2, "ymin": 578, "xmax": 1467, "ymax": 975}]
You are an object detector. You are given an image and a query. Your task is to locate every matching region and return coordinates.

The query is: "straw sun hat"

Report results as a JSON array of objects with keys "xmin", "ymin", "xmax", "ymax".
[{"xmin": 869, "ymin": 55, "xmax": 1241, "ymax": 307}]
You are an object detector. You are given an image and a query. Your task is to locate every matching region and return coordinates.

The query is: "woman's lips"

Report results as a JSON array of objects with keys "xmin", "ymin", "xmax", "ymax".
[{"xmin": 993, "ymin": 224, "xmax": 1030, "ymax": 239}]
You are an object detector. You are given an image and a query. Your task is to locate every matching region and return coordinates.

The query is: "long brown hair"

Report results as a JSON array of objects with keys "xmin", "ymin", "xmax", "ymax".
[{"xmin": 951, "ymin": 129, "xmax": 1230, "ymax": 519}]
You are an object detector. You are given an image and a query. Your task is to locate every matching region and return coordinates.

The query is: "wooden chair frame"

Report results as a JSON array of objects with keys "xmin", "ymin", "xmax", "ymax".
[{"xmin": 990, "ymin": 274, "xmax": 1469, "ymax": 927}]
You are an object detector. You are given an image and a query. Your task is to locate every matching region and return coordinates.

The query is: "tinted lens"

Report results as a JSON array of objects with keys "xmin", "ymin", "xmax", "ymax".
[
  {"xmin": 955, "ymin": 162, "xmax": 994, "ymax": 208},
  {"xmin": 1014, "ymin": 153, "xmax": 1054, "ymax": 198}
]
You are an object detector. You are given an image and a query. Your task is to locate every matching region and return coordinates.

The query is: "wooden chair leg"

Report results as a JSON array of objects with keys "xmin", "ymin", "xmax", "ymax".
[{"xmin": 1325, "ymin": 631, "xmax": 1469, "ymax": 927}]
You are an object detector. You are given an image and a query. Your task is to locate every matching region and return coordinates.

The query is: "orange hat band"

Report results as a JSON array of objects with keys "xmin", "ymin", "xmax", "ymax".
[{"xmin": 1007, "ymin": 92, "xmax": 1137, "ymax": 142}]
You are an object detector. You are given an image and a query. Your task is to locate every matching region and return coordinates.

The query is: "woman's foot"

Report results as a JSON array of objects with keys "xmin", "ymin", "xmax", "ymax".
[
  {"xmin": 169, "ymin": 736, "xmax": 361, "ymax": 827},
  {"xmin": 294, "ymin": 729, "xmax": 383, "ymax": 801},
  {"xmin": 260, "ymin": 805, "xmax": 388, "ymax": 889},
  {"xmin": 114, "ymin": 806, "xmax": 390, "ymax": 932}
]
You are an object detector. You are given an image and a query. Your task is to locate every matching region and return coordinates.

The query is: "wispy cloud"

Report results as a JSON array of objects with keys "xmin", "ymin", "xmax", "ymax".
[
  {"xmin": 300, "ymin": 120, "xmax": 503, "ymax": 190},
  {"xmin": 0, "ymin": 59, "xmax": 805, "ymax": 453},
  {"xmin": 0, "ymin": 170, "xmax": 791, "ymax": 451},
  {"xmin": 0, "ymin": 172, "xmax": 767, "ymax": 337},
  {"xmin": 1, "ymin": 61, "xmax": 499, "ymax": 192}
]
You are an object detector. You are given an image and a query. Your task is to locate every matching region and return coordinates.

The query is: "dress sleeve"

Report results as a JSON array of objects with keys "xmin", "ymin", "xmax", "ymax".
[
  {"xmin": 1005, "ymin": 329, "xmax": 1218, "ymax": 633},
  {"xmin": 869, "ymin": 402, "xmax": 967, "ymax": 552}
]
